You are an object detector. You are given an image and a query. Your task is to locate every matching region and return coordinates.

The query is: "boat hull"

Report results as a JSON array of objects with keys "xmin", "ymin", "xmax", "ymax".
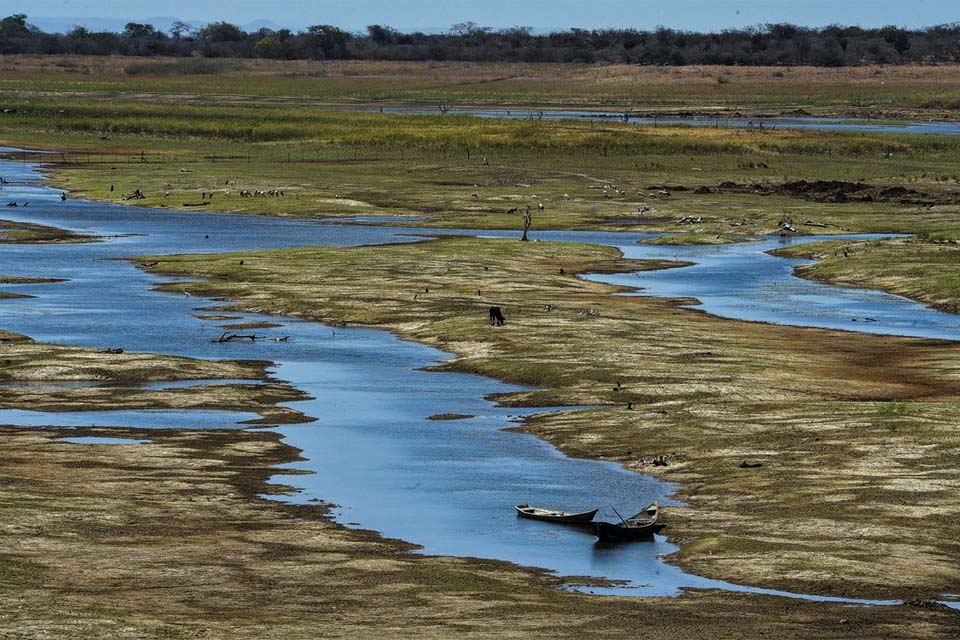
[
  {"xmin": 591, "ymin": 502, "xmax": 663, "ymax": 542},
  {"xmin": 591, "ymin": 520, "xmax": 664, "ymax": 542},
  {"xmin": 515, "ymin": 505, "xmax": 599, "ymax": 524}
]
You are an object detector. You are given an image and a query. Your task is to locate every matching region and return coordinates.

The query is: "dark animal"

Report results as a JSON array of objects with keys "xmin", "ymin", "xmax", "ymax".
[{"xmin": 489, "ymin": 306, "xmax": 506, "ymax": 326}]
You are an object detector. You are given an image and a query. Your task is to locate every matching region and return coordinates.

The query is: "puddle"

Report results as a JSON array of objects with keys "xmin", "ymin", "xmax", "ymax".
[
  {"xmin": 0, "ymin": 408, "xmax": 263, "ymax": 429},
  {"xmin": 59, "ymin": 436, "xmax": 153, "ymax": 445}
]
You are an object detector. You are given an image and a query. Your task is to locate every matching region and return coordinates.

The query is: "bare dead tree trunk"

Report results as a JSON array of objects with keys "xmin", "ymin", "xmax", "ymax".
[{"xmin": 521, "ymin": 208, "xmax": 532, "ymax": 242}]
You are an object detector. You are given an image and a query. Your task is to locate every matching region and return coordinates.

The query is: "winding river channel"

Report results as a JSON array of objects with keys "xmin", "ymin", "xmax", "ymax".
[
  {"xmin": 2, "ymin": 153, "xmax": 959, "ymax": 605},
  {"xmin": 355, "ymin": 106, "xmax": 960, "ymax": 135}
]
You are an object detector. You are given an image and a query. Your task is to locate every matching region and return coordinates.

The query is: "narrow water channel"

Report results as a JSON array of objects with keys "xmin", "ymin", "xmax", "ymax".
[
  {"xmin": 345, "ymin": 106, "xmax": 960, "ymax": 135},
  {"xmin": 0, "ymin": 155, "xmax": 956, "ymax": 604}
]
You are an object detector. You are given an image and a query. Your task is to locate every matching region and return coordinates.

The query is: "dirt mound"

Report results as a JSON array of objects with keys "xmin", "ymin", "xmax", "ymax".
[
  {"xmin": 646, "ymin": 184, "xmax": 689, "ymax": 192},
  {"xmin": 711, "ymin": 179, "xmax": 954, "ymax": 204},
  {"xmin": 778, "ymin": 180, "xmax": 872, "ymax": 202}
]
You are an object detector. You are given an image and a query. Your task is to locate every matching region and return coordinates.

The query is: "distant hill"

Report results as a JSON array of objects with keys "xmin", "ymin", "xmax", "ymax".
[{"xmin": 239, "ymin": 19, "xmax": 288, "ymax": 33}]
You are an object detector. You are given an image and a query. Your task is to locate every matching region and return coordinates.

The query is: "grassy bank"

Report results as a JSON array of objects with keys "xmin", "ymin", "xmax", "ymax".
[
  {"xmin": 0, "ymin": 218, "xmax": 92, "ymax": 244},
  {"xmin": 140, "ymin": 235, "xmax": 960, "ymax": 601},
  {"xmin": 774, "ymin": 236, "xmax": 960, "ymax": 313},
  {"xmin": 0, "ymin": 329, "xmax": 307, "ymax": 423}
]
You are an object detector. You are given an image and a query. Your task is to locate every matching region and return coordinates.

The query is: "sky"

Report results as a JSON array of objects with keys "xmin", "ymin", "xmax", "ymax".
[{"xmin": 3, "ymin": 0, "xmax": 959, "ymax": 33}]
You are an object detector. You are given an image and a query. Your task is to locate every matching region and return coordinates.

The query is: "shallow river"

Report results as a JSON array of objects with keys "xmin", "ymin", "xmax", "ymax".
[
  {"xmin": 357, "ymin": 106, "xmax": 960, "ymax": 135},
  {"xmin": 0, "ymin": 154, "xmax": 957, "ymax": 604}
]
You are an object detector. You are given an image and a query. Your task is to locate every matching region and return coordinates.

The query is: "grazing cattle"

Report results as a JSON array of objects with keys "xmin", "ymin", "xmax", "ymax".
[
  {"xmin": 489, "ymin": 306, "xmax": 506, "ymax": 326},
  {"xmin": 506, "ymin": 207, "xmax": 518, "ymax": 214}
]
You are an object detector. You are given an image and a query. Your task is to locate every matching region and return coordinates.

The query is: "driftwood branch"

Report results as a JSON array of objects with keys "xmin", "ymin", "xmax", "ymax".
[{"xmin": 213, "ymin": 332, "xmax": 265, "ymax": 343}]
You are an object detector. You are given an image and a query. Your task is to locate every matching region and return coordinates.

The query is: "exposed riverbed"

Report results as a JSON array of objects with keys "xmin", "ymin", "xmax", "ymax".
[{"xmin": 1, "ymin": 154, "xmax": 958, "ymax": 605}]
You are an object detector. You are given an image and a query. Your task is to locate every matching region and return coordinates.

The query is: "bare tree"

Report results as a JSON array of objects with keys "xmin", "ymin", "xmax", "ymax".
[{"xmin": 170, "ymin": 20, "xmax": 193, "ymax": 41}]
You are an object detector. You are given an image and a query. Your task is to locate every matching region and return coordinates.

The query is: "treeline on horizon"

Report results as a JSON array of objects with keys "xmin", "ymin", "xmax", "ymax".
[{"xmin": 2, "ymin": 13, "xmax": 960, "ymax": 66}]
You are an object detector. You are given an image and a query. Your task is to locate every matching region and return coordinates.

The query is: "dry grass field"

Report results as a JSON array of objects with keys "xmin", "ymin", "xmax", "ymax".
[{"xmin": 2, "ymin": 55, "xmax": 960, "ymax": 113}]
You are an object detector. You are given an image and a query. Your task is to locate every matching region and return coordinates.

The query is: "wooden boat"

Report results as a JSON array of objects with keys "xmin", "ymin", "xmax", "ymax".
[
  {"xmin": 591, "ymin": 502, "xmax": 664, "ymax": 542},
  {"xmin": 515, "ymin": 504, "xmax": 599, "ymax": 524}
]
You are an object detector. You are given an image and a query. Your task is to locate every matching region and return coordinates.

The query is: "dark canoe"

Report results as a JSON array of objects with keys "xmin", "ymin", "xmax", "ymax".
[
  {"xmin": 591, "ymin": 502, "xmax": 664, "ymax": 542},
  {"xmin": 515, "ymin": 504, "xmax": 599, "ymax": 524}
]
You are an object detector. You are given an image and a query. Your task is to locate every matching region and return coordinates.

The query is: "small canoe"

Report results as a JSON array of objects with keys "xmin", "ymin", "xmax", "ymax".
[
  {"xmin": 515, "ymin": 504, "xmax": 599, "ymax": 524},
  {"xmin": 591, "ymin": 502, "xmax": 664, "ymax": 542}
]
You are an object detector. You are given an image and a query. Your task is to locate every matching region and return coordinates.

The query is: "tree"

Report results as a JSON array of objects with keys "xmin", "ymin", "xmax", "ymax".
[
  {"xmin": 366, "ymin": 24, "xmax": 395, "ymax": 46},
  {"xmin": 200, "ymin": 21, "xmax": 245, "ymax": 43},
  {"xmin": 0, "ymin": 13, "xmax": 33, "ymax": 38},
  {"xmin": 170, "ymin": 21, "xmax": 194, "ymax": 41},
  {"xmin": 450, "ymin": 21, "xmax": 482, "ymax": 37},
  {"xmin": 881, "ymin": 26, "xmax": 911, "ymax": 55},
  {"xmin": 450, "ymin": 21, "xmax": 490, "ymax": 47},
  {"xmin": 520, "ymin": 207, "xmax": 532, "ymax": 241},
  {"xmin": 123, "ymin": 22, "xmax": 158, "ymax": 39},
  {"xmin": 306, "ymin": 24, "xmax": 350, "ymax": 59},
  {"xmin": 0, "ymin": 14, "xmax": 33, "ymax": 39},
  {"xmin": 503, "ymin": 26, "xmax": 533, "ymax": 48},
  {"xmin": 255, "ymin": 36, "xmax": 284, "ymax": 58},
  {"xmin": 0, "ymin": 13, "xmax": 39, "ymax": 52}
]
